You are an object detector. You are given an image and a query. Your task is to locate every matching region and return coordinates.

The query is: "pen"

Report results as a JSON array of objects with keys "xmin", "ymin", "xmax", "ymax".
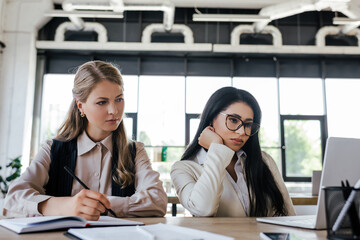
[
  {"xmin": 332, "ymin": 178, "xmax": 360, "ymax": 232},
  {"xmin": 63, "ymin": 166, "xmax": 117, "ymax": 218},
  {"xmin": 136, "ymin": 226, "xmax": 156, "ymax": 240}
]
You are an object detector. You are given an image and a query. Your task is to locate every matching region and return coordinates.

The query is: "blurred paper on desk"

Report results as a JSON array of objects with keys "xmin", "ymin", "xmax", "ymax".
[
  {"xmin": 312, "ymin": 171, "xmax": 322, "ymax": 196},
  {"xmin": 67, "ymin": 223, "xmax": 234, "ymax": 240}
]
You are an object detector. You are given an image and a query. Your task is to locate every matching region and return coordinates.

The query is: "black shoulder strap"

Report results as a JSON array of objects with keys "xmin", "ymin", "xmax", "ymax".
[
  {"xmin": 111, "ymin": 142, "xmax": 136, "ymax": 197},
  {"xmin": 45, "ymin": 138, "xmax": 77, "ymax": 196}
]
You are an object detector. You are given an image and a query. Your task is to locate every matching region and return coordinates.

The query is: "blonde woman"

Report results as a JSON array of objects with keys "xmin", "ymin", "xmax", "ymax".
[{"xmin": 3, "ymin": 61, "xmax": 167, "ymax": 220}]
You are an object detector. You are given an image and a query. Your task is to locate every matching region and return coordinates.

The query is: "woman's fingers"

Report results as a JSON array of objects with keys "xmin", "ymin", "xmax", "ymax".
[
  {"xmin": 39, "ymin": 190, "xmax": 112, "ymax": 221},
  {"xmin": 198, "ymin": 126, "xmax": 223, "ymax": 149},
  {"xmin": 208, "ymin": 126, "xmax": 215, "ymax": 132},
  {"xmin": 82, "ymin": 190, "xmax": 111, "ymax": 209},
  {"xmin": 71, "ymin": 189, "xmax": 112, "ymax": 220},
  {"xmin": 81, "ymin": 197, "xmax": 107, "ymax": 213}
]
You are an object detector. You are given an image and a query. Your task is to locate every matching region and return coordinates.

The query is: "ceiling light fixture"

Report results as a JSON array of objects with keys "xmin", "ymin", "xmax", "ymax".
[
  {"xmin": 192, "ymin": 14, "xmax": 269, "ymax": 22},
  {"xmin": 45, "ymin": 10, "xmax": 124, "ymax": 19}
]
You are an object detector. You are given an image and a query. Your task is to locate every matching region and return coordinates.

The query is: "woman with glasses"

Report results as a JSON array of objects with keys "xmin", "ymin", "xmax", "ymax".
[{"xmin": 171, "ymin": 87, "xmax": 295, "ymax": 217}]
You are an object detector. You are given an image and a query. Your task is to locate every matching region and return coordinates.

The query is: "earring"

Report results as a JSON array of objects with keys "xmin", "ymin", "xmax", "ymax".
[{"xmin": 80, "ymin": 112, "xmax": 85, "ymax": 118}]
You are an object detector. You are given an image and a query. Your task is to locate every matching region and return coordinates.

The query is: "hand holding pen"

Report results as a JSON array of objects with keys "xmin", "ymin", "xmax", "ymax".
[{"xmin": 64, "ymin": 166, "xmax": 117, "ymax": 218}]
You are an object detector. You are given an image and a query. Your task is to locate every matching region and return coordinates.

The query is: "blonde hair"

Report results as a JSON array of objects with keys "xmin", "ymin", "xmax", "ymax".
[{"xmin": 57, "ymin": 60, "xmax": 134, "ymax": 187}]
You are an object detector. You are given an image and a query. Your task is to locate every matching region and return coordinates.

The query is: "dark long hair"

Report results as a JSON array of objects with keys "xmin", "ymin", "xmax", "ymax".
[{"xmin": 181, "ymin": 87, "xmax": 287, "ymax": 217}]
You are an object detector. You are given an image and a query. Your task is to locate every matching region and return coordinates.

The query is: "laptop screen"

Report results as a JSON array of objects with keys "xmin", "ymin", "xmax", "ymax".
[
  {"xmin": 315, "ymin": 137, "xmax": 360, "ymax": 228},
  {"xmin": 256, "ymin": 137, "xmax": 360, "ymax": 229}
]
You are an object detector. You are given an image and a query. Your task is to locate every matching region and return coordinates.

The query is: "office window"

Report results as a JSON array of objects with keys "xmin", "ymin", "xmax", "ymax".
[
  {"xmin": 189, "ymin": 118, "xmax": 200, "ymax": 144},
  {"xmin": 137, "ymin": 76, "xmax": 185, "ymax": 194},
  {"xmin": 281, "ymin": 117, "xmax": 323, "ymax": 181},
  {"xmin": 233, "ymin": 77, "xmax": 281, "ymax": 166},
  {"xmin": 279, "ymin": 78, "xmax": 326, "ymax": 184},
  {"xmin": 326, "ymin": 78, "xmax": 360, "ymax": 138},
  {"xmin": 123, "ymin": 118, "xmax": 133, "ymax": 138},
  {"xmin": 123, "ymin": 113, "xmax": 137, "ymax": 141},
  {"xmin": 186, "ymin": 77, "xmax": 231, "ymax": 113},
  {"xmin": 40, "ymin": 74, "xmax": 74, "ymax": 143},
  {"xmin": 122, "ymin": 76, "xmax": 139, "ymax": 140},
  {"xmin": 138, "ymin": 75, "xmax": 185, "ymax": 147},
  {"xmin": 279, "ymin": 78, "xmax": 324, "ymax": 115},
  {"xmin": 123, "ymin": 75, "xmax": 138, "ymax": 113}
]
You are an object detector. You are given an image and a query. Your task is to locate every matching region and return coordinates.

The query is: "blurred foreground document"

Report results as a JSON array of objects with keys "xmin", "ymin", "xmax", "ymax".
[{"xmin": 67, "ymin": 223, "xmax": 234, "ymax": 240}]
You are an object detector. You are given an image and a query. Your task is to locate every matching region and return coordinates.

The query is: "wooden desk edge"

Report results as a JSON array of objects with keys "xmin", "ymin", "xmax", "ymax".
[{"xmin": 291, "ymin": 196, "xmax": 318, "ymax": 205}]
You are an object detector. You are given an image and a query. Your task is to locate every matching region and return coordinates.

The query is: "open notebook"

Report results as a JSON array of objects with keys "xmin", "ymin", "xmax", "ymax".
[
  {"xmin": 257, "ymin": 137, "xmax": 360, "ymax": 229},
  {"xmin": 0, "ymin": 216, "xmax": 143, "ymax": 234}
]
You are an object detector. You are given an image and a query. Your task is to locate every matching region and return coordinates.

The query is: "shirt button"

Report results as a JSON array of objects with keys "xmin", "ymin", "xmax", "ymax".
[{"xmin": 94, "ymin": 172, "xmax": 99, "ymax": 177}]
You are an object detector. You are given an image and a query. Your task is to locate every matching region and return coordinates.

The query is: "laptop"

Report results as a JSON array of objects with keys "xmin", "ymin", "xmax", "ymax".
[{"xmin": 256, "ymin": 137, "xmax": 360, "ymax": 229}]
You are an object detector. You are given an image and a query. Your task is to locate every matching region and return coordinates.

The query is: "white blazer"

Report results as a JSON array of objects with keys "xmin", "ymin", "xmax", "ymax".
[{"xmin": 171, "ymin": 143, "xmax": 296, "ymax": 217}]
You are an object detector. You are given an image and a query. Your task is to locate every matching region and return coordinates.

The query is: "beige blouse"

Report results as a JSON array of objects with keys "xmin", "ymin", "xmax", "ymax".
[
  {"xmin": 3, "ymin": 131, "xmax": 168, "ymax": 218},
  {"xmin": 171, "ymin": 143, "xmax": 296, "ymax": 217}
]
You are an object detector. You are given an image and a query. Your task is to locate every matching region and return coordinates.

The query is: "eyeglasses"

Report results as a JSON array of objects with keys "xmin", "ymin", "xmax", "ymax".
[{"xmin": 219, "ymin": 112, "xmax": 260, "ymax": 136}]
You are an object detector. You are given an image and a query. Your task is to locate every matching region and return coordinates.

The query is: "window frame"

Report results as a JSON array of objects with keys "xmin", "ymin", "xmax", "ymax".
[
  {"xmin": 280, "ymin": 114, "xmax": 328, "ymax": 182},
  {"xmin": 125, "ymin": 112, "xmax": 138, "ymax": 141},
  {"xmin": 185, "ymin": 113, "xmax": 200, "ymax": 145}
]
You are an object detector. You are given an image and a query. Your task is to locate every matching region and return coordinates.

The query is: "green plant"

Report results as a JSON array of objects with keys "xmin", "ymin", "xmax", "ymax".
[{"xmin": 0, "ymin": 156, "xmax": 22, "ymax": 196}]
